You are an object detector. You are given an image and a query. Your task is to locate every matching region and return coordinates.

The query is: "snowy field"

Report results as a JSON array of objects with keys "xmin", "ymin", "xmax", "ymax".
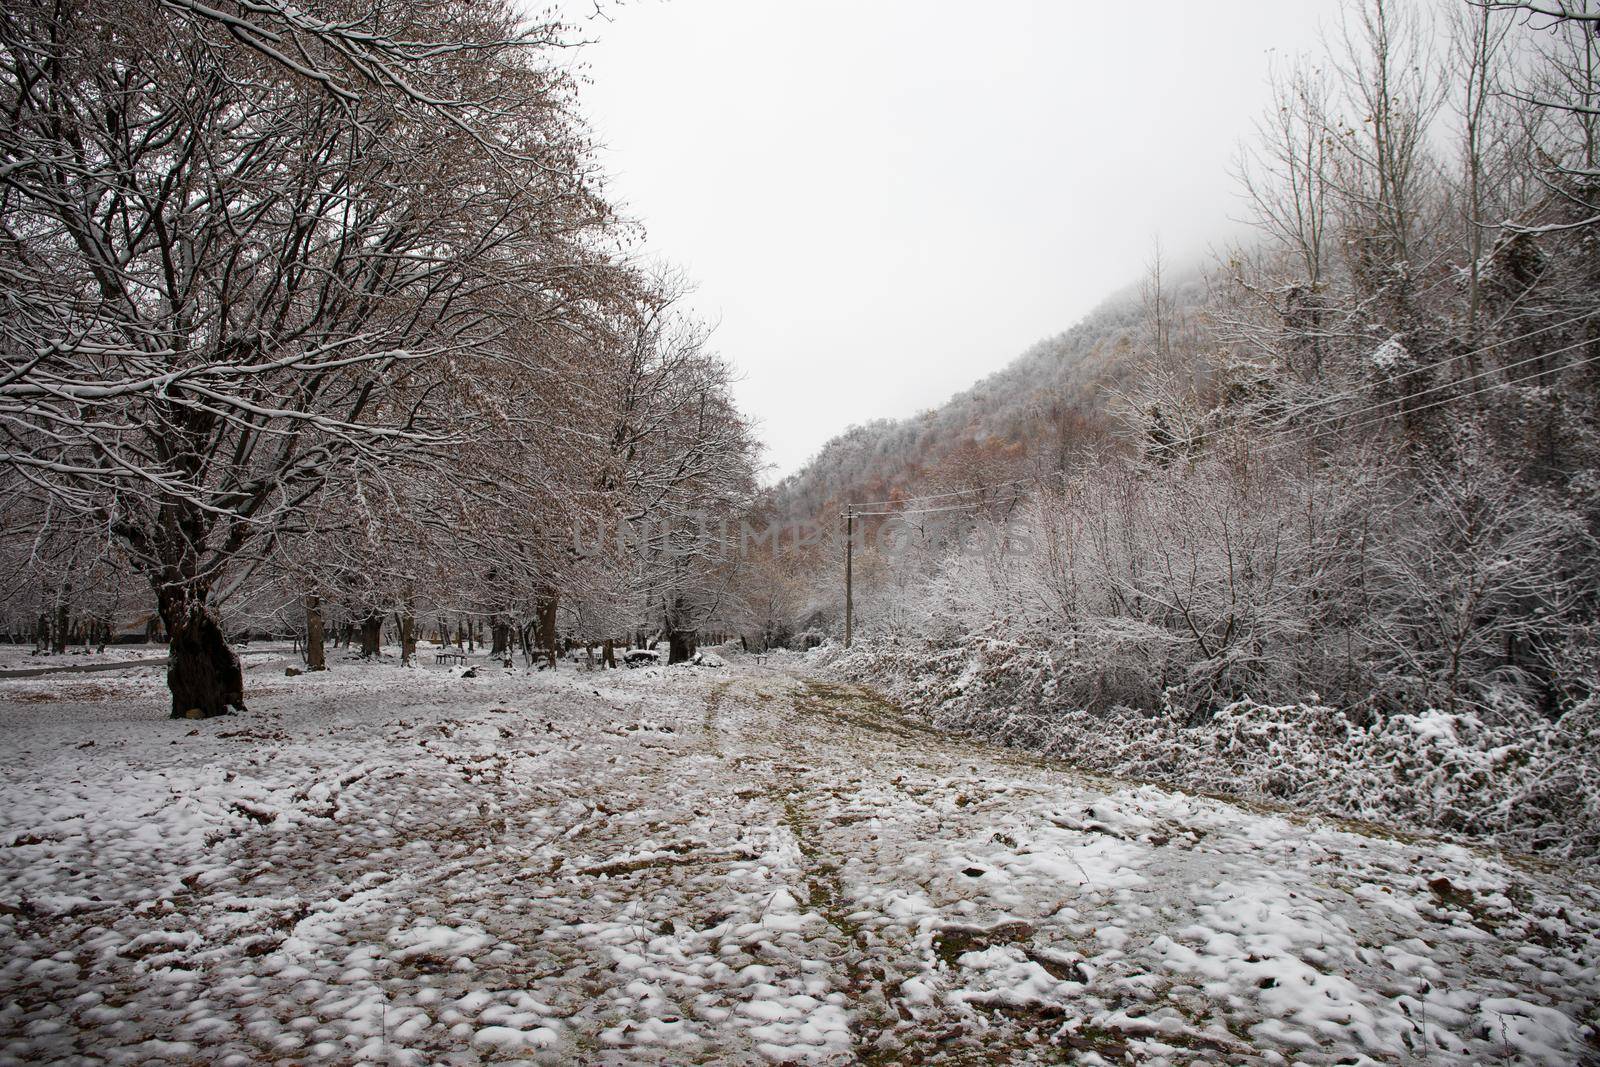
[
  {"xmin": 0, "ymin": 642, "xmax": 286, "ymax": 674},
  {"xmin": 0, "ymin": 645, "xmax": 168, "ymax": 671},
  {"xmin": 1, "ymin": 652, "xmax": 1598, "ymax": 1065}
]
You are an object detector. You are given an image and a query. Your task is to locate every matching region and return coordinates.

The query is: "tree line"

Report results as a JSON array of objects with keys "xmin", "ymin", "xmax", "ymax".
[{"xmin": 0, "ymin": 0, "xmax": 758, "ymax": 715}]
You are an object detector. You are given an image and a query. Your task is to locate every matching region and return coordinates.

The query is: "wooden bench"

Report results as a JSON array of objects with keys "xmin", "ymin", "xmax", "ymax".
[{"xmin": 435, "ymin": 650, "xmax": 467, "ymax": 666}]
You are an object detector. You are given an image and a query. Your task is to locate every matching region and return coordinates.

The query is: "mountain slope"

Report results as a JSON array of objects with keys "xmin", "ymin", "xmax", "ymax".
[{"xmin": 772, "ymin": 273, "xmax": 1207, "ymax": 518}]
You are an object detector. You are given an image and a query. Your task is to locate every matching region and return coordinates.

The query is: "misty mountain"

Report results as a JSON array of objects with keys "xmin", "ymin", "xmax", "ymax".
[{"xmin": 771, "ymin": 273, "xmax": 1208, "ymax": 518}]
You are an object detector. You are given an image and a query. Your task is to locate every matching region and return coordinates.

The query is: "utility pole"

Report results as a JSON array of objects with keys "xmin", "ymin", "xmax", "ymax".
[{"xmin": 844, "ymin": 505, "xmax": 853, "ymax": 649}]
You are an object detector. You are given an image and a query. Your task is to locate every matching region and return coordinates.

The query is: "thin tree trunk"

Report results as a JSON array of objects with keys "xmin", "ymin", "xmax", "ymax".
[{"xmin": 52, "ymin": 586, "xmax": 69, "ymax": 654}]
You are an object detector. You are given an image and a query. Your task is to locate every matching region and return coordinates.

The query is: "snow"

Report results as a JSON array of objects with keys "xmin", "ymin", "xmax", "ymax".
[
  {"xmin": 1, "ymin": 650, "xmax": 1597, "ymax": 1063},
  {"xmin": 1369, "ymin": 333, "xmax": 1411, "ymax": 372},
  {"xmin": 828, "ymin": 638, "xmax": 1600, "ymax": 861}
]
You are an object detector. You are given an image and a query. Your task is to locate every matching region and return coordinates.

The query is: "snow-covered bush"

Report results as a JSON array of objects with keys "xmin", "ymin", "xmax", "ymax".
[{"xmin": 830, "ymin": 634, "xmax": 1600, "ymax": 860}]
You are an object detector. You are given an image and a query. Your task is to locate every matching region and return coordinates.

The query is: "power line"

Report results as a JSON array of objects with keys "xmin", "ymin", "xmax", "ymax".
[
  {"xmin": 1265, "ymin": 307, "xmax": 1600, "ymax": 429},
  {"xmin": 836, "ymin": 350, "xmax": 1598, "ymax": 648},
  {"xmin": 851, "ymin": 501, "xmax": 997, "ymax": 517},
  {"xmin": 1274, "ymin": 333, "xmax": 1597, "ymax": 438},
  {"xmin": 1236, "ymin": 336, "xmax": 1600, "ymax": 460},
  {"xmin": 1295, "ymin": 348, "xmax": 1600, "ymax": 450},
  {"xmin": 850, "ymin": 473, "xmax": 1038, "ymax": 510}
]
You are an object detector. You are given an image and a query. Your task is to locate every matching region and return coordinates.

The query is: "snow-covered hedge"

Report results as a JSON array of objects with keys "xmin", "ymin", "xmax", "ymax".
[{"xmin": 823, "ymin": 635, "xmax": 1600, "ymax": 861}]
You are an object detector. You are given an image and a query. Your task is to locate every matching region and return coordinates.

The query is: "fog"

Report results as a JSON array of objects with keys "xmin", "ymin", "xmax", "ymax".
[{"xmin": 570, "ymin": 0, "xmax": 1335, "ymax": 477}]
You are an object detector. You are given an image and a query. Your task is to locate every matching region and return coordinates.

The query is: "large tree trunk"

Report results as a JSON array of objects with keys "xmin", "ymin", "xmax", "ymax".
[
  {"xmin": 663, "ymin": 594, "xmax": 694, "ymax": 664},
  {"xmin": 490, "ymin": 617, "xmax": 510, "ymax": 658},
  {"xmin": 359, "ymin": 613, "xmax": 383, "ymax": 659},
  {"xmin": 305, "ymin": 594, "xmax": 326, "ymax": 671},
  {"xmin": 602, "ymin": 638, "xmax": 616, "ymax": 669},
  {"xmin": 158, "ymin": 589, "xmax": 245, "ymax": 719},
  {"xmin": 535, "ymin": 588, "xmax": 558, "ymax": 669}
]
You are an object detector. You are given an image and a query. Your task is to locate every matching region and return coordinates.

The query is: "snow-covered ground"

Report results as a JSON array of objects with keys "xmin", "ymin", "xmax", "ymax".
[
  {"xmin": 1, "ymin": 653, "xmax": 1597, "ymax": 1065},
  {"xmin": 0, "ymin": 643, "xmax": 167, "ymax": 671},
  {"xmin": 0, "ymin": 641, "xmax": 289, "ymax": 674}
]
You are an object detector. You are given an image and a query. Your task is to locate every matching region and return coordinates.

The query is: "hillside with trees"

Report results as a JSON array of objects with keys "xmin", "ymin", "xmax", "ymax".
[
  {"xmin": 770, "ymin": 278, "xmax": 1180, "ymax": 523},
  {"xmin": 767, "ymin": 0, "xmax": 1600, "ymax": 858}
]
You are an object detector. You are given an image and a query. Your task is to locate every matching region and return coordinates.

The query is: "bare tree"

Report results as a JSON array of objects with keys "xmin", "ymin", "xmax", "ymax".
[
  {"xmin": 1237, "ymin": 58, "xmax": 1336, "ymax": 290},
  {"xmin": 1328, "ymin": 0, "xmax": 1447, "ymax": 294},
  {"xmin": 1496, "ymin": 0, "xmax": 1600, "ymax": 231},
  {"xmin": 0, "ymin": 0, "xmax": 620, "ymax": 715},
  {"xmin": 1451, "ymin": 0, "xmax": 1518, "ymax": 333}
]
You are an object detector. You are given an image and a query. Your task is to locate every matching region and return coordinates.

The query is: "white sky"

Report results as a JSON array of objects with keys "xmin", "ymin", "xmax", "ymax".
[{"xmin": 565, "ymin": 0, "xmax": 1335, "ymax": 479}]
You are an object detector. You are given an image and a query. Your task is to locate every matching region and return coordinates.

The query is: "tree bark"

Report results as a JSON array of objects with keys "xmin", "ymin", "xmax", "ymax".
[
  {"xmin": 52, "ymin": 587, "xmax": 69, "ymax": 654},
  {"xmin": 359, "ymin": 612, "xmax": 383, "ymax": 659},
  {"xmin": 305, "ymin": 594, "xmax": 326, "ymax": 671},
  {"xmin": 602, "ymin": 638, "xmax": 616, "ymax": 669},
  {"xmin": 535, "ymin": 588, "xmax": 558, "ymax": 669},
  {"xmin": 397, "ymin": 611, "xmax": 417, "ymax": 666},
  {"xmin": 158, "ymin": 588, "xmax": 245, "ymax": 719}
]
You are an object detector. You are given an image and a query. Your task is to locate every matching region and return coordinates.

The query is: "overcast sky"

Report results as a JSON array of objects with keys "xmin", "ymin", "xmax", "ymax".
[{"xmin": 565, "ymin": 0, "xmax": 1334, "ymax": 479}]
